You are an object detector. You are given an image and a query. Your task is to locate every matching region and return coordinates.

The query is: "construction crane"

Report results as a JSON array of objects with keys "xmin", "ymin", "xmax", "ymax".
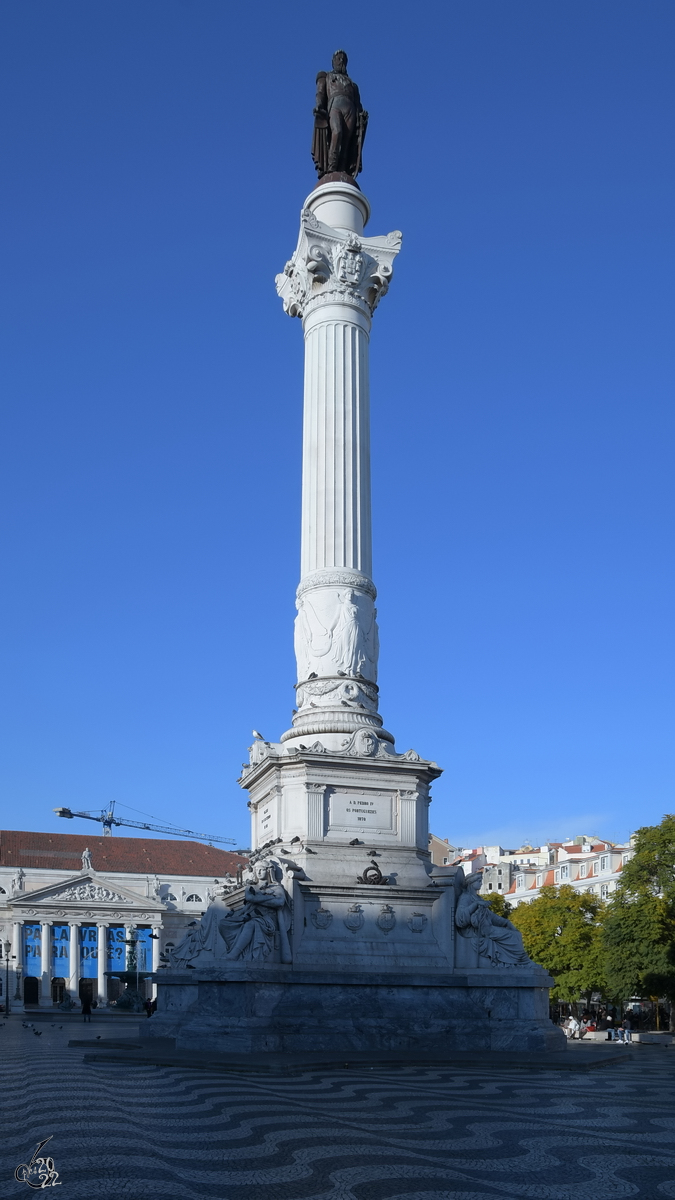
[{"xmin": 53, "ymin": 800, "xmax": 237, "ymax": 845}]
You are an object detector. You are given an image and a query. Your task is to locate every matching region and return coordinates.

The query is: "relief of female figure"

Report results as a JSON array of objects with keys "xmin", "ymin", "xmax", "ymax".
[
  {"xmin": 331, "ymin": 590, "xmax": 361, "ymax": 674},
  {"xmin": 455, "ymin": 872, "xmax": 531, "ymax": 967}
]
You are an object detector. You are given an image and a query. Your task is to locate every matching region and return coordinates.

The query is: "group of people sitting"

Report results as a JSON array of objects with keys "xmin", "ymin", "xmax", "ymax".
[{"xmin": 562, "ymin": 1010, "xmax": 632, "ymax": 1042}]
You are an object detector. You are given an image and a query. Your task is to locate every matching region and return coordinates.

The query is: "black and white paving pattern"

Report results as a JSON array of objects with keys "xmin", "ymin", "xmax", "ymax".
[{"xmin": 2, "ymin": 1018, "xmax": 674, "ymax": 1198}]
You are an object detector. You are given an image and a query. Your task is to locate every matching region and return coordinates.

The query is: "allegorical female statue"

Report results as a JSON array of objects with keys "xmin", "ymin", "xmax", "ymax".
[
  {"xmin": 167, "ymin": 893, "xmax": 233, "ymax": 968},
  {"xmin": 455, "ymin": 872, "xmax": 531, "ymax": 967},
  {"xmin": 312, "ymin": 49, "xmax": 368, "ymax": 180},
  {"xmin": 167, "ymin": 863, "xmax": 292, "ymax": 968},
  {"xmin": 219, "ymin": 861, "xmax": 292, "ymax": 963}
]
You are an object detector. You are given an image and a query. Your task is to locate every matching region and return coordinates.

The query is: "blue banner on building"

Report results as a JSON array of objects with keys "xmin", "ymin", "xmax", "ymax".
[
  {"xmin": 51, "ymin": 925, "xmax": 70, "ymax": 976},
  {"xmin": 106, "ymin": 926, "xmax": 126, "ymax": 972},
  {"xmin": 23, "ymin": 924, "xmax": 42, "ymax": 977},
  {"xmin": 135, "ymin": 927, "xmax": 153, "ymax": 972},
  {"xmin": 79, "ymin": 925, "xmax": 98, "ymax": 978}
]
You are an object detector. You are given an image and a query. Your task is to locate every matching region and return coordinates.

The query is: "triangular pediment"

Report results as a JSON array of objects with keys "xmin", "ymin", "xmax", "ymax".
[{"xmin": 8, "ymin": 872, "xmax": 163, "ymax": 912}]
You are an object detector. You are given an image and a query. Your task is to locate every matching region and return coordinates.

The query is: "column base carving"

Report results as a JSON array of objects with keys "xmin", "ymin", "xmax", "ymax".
[{"xmin": 281, "ymin": 709, "xmax": 395, "ymax": 746}]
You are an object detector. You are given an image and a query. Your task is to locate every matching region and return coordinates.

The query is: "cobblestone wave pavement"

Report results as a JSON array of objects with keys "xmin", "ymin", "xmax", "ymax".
[{"xmin": 1, "ymin": 1018, "xmax": 674, "ymax": 1198}]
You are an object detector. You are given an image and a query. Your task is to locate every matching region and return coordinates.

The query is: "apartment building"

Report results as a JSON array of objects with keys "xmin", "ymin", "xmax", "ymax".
[
  {"xmin": 505, "ymin": 839, "xmax": 632, "ymax": 905},
  {"xmin": 429, "ymin": 832, "xmax": 632, "ymax": 905}
]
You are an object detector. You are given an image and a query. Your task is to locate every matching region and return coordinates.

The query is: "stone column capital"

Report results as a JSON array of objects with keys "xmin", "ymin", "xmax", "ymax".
[{"xmin": 276, "ymin": 207, "xmax": 402, "ymax": 321}]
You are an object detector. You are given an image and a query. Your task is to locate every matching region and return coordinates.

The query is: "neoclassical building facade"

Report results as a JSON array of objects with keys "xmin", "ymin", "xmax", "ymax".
[{"xmin": 0, "ymin": 830, "xmax": 247, "ymax": 1008}]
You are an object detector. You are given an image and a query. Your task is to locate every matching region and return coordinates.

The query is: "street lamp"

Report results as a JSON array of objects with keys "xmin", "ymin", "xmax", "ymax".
[
  {"xmin": 123, "ymin": 930, "xmax": 139, "ymax": 996},
  {"xmin": 3, "ymin": 940, "xmax": 11, "ymax": 1017}
]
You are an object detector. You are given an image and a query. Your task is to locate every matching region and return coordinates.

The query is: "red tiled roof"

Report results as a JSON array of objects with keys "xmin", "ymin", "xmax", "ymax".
[{"xmin": 0, "ymin": 830, "xmax": 248, "ymax": 877}]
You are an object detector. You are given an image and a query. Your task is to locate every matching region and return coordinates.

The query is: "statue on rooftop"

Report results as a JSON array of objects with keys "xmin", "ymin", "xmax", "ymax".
[{"xmin": 312, "ymin": 50, "xmax": 368, "ymax": 181}]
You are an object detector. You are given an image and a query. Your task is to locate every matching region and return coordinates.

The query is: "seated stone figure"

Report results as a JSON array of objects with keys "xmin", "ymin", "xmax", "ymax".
[
  {"xmin": 219, "ymin": 862, "xmax": 292, "ymax": 964},
  {"xmin": 167, "ymin": 862, "xmax": 292, "ymax": 969},
  {"xmin": 455, "ymin": 871, "xmax": 531, "ymax": 967},
  {"xmin": 167, "ymin": 894, "xmax": 233, "ymax": 969}
]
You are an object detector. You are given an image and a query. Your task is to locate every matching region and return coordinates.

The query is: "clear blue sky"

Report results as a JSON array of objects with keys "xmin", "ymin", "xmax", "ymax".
[{"xmin": 1, "ymin": 1, "xmax": 673, "ymax": 852}]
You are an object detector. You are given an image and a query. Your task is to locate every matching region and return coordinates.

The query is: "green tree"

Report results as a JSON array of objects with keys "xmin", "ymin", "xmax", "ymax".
[
  {"xmin": 602, "ymin": 815, "xmax": 675, "ymax": 1018},
  {"xmin": 485, "ymin": 892, "xmax": 512, "ymax": 918},
  {"xmin": 509, "ymin": 885, "xmax": 606, "ymax": 1003}
]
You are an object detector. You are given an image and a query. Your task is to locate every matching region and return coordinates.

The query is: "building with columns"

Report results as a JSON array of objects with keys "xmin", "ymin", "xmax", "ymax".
[{"xmin": 0, "ymin": 830, "xmax": 247, "ymax": 1009}]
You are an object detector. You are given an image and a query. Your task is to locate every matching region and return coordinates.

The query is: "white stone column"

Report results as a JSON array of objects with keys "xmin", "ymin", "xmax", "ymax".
[
  {"xmin": 96, "ymin": 923, "xmax": 107, "ymax": 1007},
  {"xmin": 124, "ymin": 925, "xmax": 135, "ymax": 978},
  {"xmin": 276, "ymin": 182, "xmax": 401, "ymax": 749},
  {"xmin": 11, "ymin": 921, "xmax": 21, "ymax": 1003},
  {"xmin": 151, "ymin": 925, "xmax": 161, "ymax": 1000},
  {"xmin": 39, "ymin": 921, "xmax": 51, "ymax": 1006},
  {"xmin": 68, "ymin": 921, "xmax": 80, "ymax": 1002}
]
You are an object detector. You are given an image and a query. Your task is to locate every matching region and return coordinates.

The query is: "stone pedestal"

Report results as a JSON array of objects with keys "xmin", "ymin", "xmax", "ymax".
[{"xmin": 151, "ymin": 967, "xmax": 563, "ymax": 1055}]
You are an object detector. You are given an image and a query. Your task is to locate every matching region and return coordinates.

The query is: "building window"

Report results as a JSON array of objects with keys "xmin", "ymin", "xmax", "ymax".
[
  {"xmin": 559, "ymin": 865, "xmax": 569, "ymax": 881},
  {"xmin": 165, "ymin": 893, "xmax": 177, "ymax": 901},
  {"xmin": 549, "ymin": 851, "xmax": 555, "ymax": 865},
  {"xmin": 600, "ymin": 855, "xmax": 609, "ymax": 872},
  {"xmin": 517, "ymin": 875, "xmax": 525, "ymax": 889},
  {"xmin": 622, "ymin": 853, "xmax": 631, "ymax": 866},
  {"xmin": 600, "ymin": 884, "xmax": 609, "ymax": 900},
  {"xmin": 554, "ymin": 870, "xmax": 560, "ymax": 884},
  {"xmin": 497, "ymin": 869, "xmax": 502, "ymax": 876},
  {"xmin": 498, "ymin": 882, "xmax": 502, "ymax": 890},
  {"xmin": 488, "ymin": 883, "xmax": 493, "ymax": 891},
  {"xmin": 592, "ymin": 862, "xmax": 599, "ymax": 876},
  {"xmin": 443, "ymin": 857, "xmax": 448, "ymax": 864},
  {"xmin": 0, "ymin": 886, "xmax": 5, "ymax": 894},
  {"xmin": 536, "ymin": 874, "xmax": 542, "ymax": 887},
  {"xmin": 579, "ymin": 863, "xmax": 587, "ymax": 878},
  {"xmin": 186, "ymin": 894, "xmax": 202, "ymax": 904}
]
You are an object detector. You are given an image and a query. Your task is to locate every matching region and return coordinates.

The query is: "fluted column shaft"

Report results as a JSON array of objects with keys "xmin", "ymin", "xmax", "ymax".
[{"xmin": 301, "ymin": 306, "xmax": 371, "ymax": 579}]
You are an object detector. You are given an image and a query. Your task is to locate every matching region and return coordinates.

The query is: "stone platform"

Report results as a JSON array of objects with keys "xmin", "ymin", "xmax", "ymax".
[{"xmin": 141, "ymin": 963, "xmax": 563, "ymax": 1055}]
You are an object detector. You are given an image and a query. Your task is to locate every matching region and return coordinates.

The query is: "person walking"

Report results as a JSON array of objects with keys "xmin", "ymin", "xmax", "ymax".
[{"xmin": 81, "ymin": 995, "xmax": 92, "ymax": 1023}]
